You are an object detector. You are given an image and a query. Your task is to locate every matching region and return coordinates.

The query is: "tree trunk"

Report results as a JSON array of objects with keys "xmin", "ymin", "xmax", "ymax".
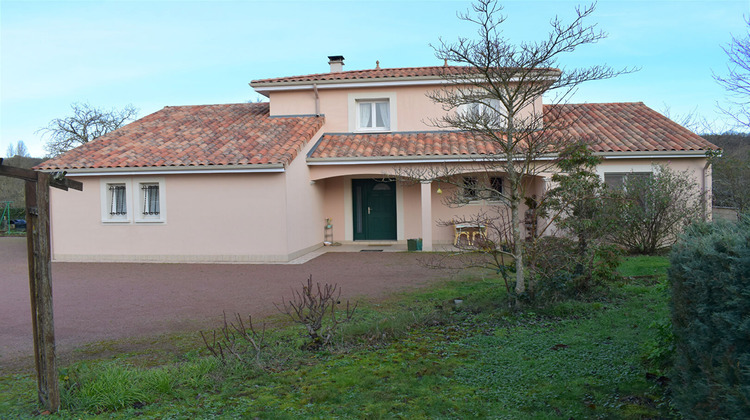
[{"xmin": 511, "ymin": 197, "xmax": 525, "ymax": 295}]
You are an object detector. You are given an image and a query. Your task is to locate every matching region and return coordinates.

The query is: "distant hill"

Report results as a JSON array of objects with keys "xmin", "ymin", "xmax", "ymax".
[
  {"xmin": 702, "ymin": 132, "xmax": 750, "ymax": 157},
  {"xmin": 0, "ymin": 156, "xmax": 46, "ymax": 207}
]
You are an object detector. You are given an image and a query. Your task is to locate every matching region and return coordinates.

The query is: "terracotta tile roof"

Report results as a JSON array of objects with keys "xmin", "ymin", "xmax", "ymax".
[
  {"xmin": 308, "ymin": 102, "xmax": 717, "ymax": 160},
  {"xmin": 37, "ymin": 103, "xmax": 324, "ymax": 170},
  {"xmin": 548, "ymin": 102, "xmax": 717, "ymax": 153},
  {"xmin": 251, "ymin": 65, "xmax": 559, "ymax": 85}
]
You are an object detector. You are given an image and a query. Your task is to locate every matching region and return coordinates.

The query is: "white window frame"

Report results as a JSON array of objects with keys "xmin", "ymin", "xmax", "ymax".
[
  {"xmin": 356, "ymin": 100, "xmax": 390, "ymax": 131},
  {"xmin": 348, "ymin": 91, "xmax": 397, "ymax": 132},
  {"xmin": 134, "ymin": 178, "xmax": 166, "ymax": 223},
  {"xmin": 101, "ymin": 178, "xmax": 133, "ymax": 223},
  {"xmin": 100, "ymin": 177, "xmax": 166, "ymax": 224}
]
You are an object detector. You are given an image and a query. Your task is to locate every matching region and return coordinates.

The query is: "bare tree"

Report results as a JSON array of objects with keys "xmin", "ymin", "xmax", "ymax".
[
  {"xmin": 39, "ymin": 102, "xmax": 138, "ymax": 156},
  {"xmin": 714, "ymin": 18, "xmax": 750, "ymax": 129},
  {"xmin": 427, "ymin": 0, "xmax": 633, "ymax": 296},
  {"xmin": 5, "ymin": 140, "xmax": 30, "ymax": 158}
]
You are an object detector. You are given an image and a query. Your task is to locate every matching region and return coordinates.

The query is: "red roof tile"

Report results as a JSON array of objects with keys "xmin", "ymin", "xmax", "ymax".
[
  {"xmin": 37, "ymin": 103, "xmax": 324, "ymax": 170},
  {"xmin": 548, "ymin": 102, "xmax": 716, "ymax": 153},
  {"xmin": 251, "ymin": 65, "xmax": 560, "ymax": 85},
  {"xmin": 307, "ymin": 102, "xmax": 717, "ymax": 160}
]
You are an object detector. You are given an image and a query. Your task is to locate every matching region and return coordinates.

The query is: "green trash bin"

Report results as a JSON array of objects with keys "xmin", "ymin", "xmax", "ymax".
[
  {"xmin": 407, "ymin": 239, "xmax": 417, "ymax": 251},
  {"xmin": 416, "ymin": 238, "xmax": 423, "ymax": 251}
]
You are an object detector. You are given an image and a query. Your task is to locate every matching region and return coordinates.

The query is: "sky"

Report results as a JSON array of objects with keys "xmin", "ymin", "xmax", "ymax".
[{"xmin": 1, "ymin": 0, "xmax": 748, "ymax": 158}]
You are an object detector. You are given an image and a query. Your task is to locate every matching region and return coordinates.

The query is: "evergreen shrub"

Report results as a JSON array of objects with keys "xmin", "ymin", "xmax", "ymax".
[{"xmin": 669, "ymin": 217, "xmax": 750, "ymax": 418}]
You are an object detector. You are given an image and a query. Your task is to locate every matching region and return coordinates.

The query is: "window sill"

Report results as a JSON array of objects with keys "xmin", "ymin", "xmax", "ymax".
[
  {"xmin": 102, "ymin": 219, "xmax": 132, "ymax": 224},
  {"xmin": 355, "ymin": 128, "xmax": 391, "ymax": 133},
  {"xmin": 135, "ymin": 218, "xmax": 165, "ymax": 224}
]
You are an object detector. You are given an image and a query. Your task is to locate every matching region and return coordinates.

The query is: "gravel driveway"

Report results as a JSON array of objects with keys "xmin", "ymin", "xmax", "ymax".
[{"xmin": 0, "ymin": 238, "xmax": 454, "ymax": 372}]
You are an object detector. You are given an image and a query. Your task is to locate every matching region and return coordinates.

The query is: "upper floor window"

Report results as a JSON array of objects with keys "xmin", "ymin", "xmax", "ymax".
[
  {"xmin": 460, "ymin": 98, "xmax": 505, "ymax": 128},
  {"xmin": 357, "ymin": 100, "xmax": 390, "ymax": 131}
]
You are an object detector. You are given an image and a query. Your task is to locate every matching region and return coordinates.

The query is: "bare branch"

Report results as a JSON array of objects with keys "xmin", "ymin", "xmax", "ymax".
[
  {"xmin": 276, "ymin": 275, "xmax": 358, "ymax": 349},
  {"xmin": 714, "ymin": 18, "xmax": 750, "ymax": 129},
  {"xmin": 38, "ymin": 102, "xmax": 138, "ymax": 157},
  {"xmin": 423, "ymin": 1, "xmax": 634, "ymax": 297}
]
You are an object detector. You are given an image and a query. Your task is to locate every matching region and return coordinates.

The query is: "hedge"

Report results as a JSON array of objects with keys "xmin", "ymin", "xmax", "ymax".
[{"xmin": 669, "ymin": 217, "xmax": 750, "ymax": 418}]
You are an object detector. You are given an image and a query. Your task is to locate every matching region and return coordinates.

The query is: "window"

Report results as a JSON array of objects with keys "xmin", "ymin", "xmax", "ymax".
[
  {"xmin": 463, "ymin": 176, "xmax": 479, "ymax": 201},
  {"xmin": 141, "ymin": 183, "xmax": 160, "ymax": 216},
  {"xmin": 357, "ymin": 100, "xmax": 390, "ymax": 131},
  {"xmin": 106, "ymin": 183, "xmax": 129, "ymax": 221},
  {"xmin": 604, "ymin": 172, "xmax": 651, "ymax": 190},
  {"xmin": 489, "ymin": 176, "xmax": 503, "ymax": 199},
  {"xmin": 109, "ymin": 184, "xmax": 127, "ymax": 215},
  {"xmin": 101, "ymin": 177, "xmax": 166, "ymax": 224},
  {"xmin": 460, "ymin": 98, "xmax": 505, "ymax": 128},
  {"xmin": 134, "ymin": 179, "xmax": 165, "ymax": 223}
]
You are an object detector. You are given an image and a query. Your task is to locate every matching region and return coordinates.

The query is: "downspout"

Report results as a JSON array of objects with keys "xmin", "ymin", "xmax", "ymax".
[
  {"xmin": 313, "ymin": 83, "xmax": 320, "ymax": 116},
  {"xmin": 702, "ymin": 158, "xmax": 711, "ymax": 221}
]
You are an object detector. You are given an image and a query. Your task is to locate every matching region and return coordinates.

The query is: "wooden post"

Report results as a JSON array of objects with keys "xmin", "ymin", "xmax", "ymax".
[
  {"xmin": 25, "ymin": 172, "xmax": 60, "ymax": 412},
  {"xmin": 0, "ymin": 160, "xmax": 81, "ymax": 413}
]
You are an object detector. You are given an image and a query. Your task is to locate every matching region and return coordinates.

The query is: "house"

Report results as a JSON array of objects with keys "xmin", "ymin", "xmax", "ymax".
[{"xmin": 37, "ymin": 56, "xmax": 718, "ymax": 263}]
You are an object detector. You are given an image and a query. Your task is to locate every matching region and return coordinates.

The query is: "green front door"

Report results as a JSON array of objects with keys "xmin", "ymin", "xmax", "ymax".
[{"xmin": 352, "ymin": 179, "xmax": 397, "ymax": 240}]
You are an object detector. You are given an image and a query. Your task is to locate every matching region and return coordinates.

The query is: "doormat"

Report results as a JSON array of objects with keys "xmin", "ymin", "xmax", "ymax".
[{"xmin": 360, "ymin": 249, "xmax": 383, "ymax": 252}]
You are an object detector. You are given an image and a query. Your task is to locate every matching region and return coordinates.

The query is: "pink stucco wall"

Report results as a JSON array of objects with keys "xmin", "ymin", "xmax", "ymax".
[
  {"xmin": 50, "ymin": 173, "xmax": 292, "ymax": 262},
  {"xmin": 269, "ymin": 84, "xmax": 542, "ymax": 133},
  {"xmin": 282, "ymin": 126, "xmax": 328, "ymax": 257}
]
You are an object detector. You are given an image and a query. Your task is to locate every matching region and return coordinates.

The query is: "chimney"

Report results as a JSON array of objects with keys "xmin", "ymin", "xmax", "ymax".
[{"xmin": 328, "ymin": 55, "xmax": 345, "ymax": 73}]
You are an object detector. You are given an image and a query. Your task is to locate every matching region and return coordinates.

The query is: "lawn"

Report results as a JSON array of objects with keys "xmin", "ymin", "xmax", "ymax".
[{"xmin": 0, "ymin": 255, "xmax": 672, "ymax": 419}]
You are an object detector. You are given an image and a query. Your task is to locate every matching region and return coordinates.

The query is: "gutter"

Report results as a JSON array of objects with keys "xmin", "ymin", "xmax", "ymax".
[
  {"xmin": 306, "ymin": 155, "xmax": 558, "ymax": 165},
  {"xmin": 306, "ymin": 150, "xmax": 712, "ymax": 166},
  {"xmin": 37, "ymin": 164, "xmax": 286, "ymax": 177},
  {"xmin": 596, "ymin": 151, "xmax": 710, "ymax": 159}
]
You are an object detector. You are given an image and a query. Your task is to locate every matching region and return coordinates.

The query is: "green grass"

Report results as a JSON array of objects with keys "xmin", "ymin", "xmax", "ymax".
[
  {"xmin": 618, "ymin": 255, "xmax": 670, "ymax": 278},
  {"xmin": 0, "ymin": 256, "xmax": 673, "ymax": 419}
]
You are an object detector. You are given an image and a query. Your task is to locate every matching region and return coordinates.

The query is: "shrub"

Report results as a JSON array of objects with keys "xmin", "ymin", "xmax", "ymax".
[
  {"xmin": 614, "ymin": 165, "xmax": 703, "ymax": 255},
  {"xmin": 669, "ymin": 217, "xmax": 750, "ymax": 418},
  {"xmin": 531, "ymin": 141, "xmax": 621, "ymax": 301},
  {"xmin": 276, "ymin": 275, "xmax": 358, "ymax": 350},
  {"xmin": 528, "ymin": 237, "xmax": 620, "ymax": 302},
  {"xmin": 200, "ymin": 311, "xmax": 266, "ymax": 366}
]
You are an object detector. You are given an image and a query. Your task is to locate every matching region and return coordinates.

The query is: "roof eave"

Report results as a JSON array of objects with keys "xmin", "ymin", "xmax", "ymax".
[
  {"xmin": 306, "ymin": 154, "xmax": 557, "ymax": 165},
  {"xmin": 308, "ymin": 149, "xmax": 712, "ymax": 165},
  {"xmin": 38, "ymin": 163, "xmax": 286, "ymax": 176},
  {"xmin": 597, "ymin": 150, "xmax": 712, "ymax": 159},
  {"xmin": 251, "ymin": 72, "xmax": 560, "ymax": 95}
]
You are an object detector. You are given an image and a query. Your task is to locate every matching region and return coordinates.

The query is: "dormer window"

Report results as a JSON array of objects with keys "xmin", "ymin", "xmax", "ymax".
[{"xmin": 357, "ymin": 100, "xmax": 390, "ymax": 131}]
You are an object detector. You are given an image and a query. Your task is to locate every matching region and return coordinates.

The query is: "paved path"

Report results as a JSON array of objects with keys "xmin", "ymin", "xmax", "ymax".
[{"xmin": 0, "ymin": 238, "xmax": 454, "ymax": 371}]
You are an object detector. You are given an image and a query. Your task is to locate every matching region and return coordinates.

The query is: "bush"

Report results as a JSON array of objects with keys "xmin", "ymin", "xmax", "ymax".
[
  {"xmin": 528, "ymin": 237, "xmax": 620, "ymax": 302},
  {"xmin": 614, "ymin": 165, "xmax": 703, "ymax": 255},
  {"xmin": 669, "ymin": 217, "xmax": 750, "ymax": 418}
]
